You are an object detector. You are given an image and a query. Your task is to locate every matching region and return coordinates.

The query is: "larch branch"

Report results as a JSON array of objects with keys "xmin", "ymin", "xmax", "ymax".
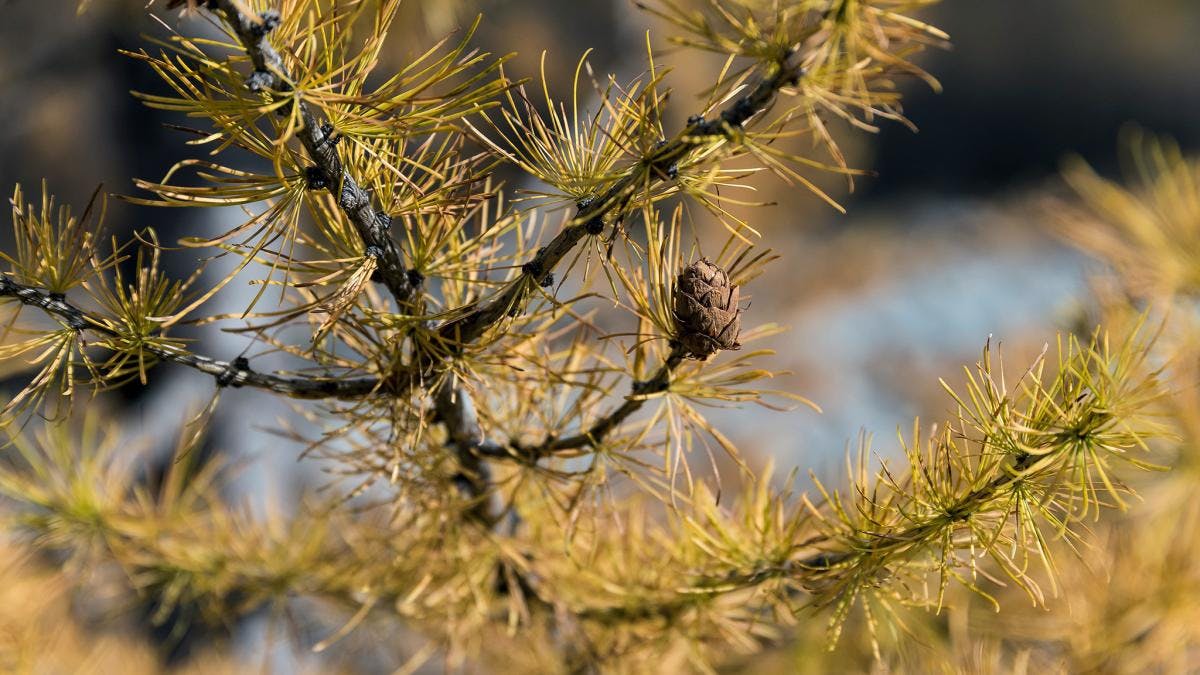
[
  {"xmin": 1, "ymin": 275, "xmax": 383, "ymax": 399},
  {"xmin": 211, "ymin": 0, "xmax": 418, "ymax": 304},
  {"xmin": 434, "ymin": 49, "xmax": 805, "ymax": 348},
  {"xmin": 208, "ymin": 0, "xmax": 493, "ymax": 513},
  {"xmin": 480, "ymin": 344, "xmax": 688, "ymax": 462}
]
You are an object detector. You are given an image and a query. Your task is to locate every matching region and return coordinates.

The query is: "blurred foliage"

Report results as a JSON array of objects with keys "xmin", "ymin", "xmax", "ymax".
[
  {"xmin": 1061, "ymin": 129, "xmax": 1200, "ymax": 300},
  {"xmin": 0, "ymin": 0, "xmax": 1188, "ymax": 673},
  {"xmin": 744, "ymin": 131, "xmax": 1200, "ymax": 674}
]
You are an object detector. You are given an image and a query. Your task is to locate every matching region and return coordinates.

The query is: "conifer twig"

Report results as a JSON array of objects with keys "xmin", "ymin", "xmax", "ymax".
[
  {"xmin": 443, "ymin": 57, "xmax": 800, "ymax": 481},
  {"xmin": 211, "ymin": 0, "xmax": 418, "ymax": 304},
  {"xmin": 568, "ymin": 351, "xmax": 1162, "ymax": 626},
  {"xmin": 411, "ymin": 52, "xmax": 804, "ymax": 479},
  {"xmin": 208, "ymin": 0, "xmax": 495, "ymax": 514},
  {"xmin": 0, "ymin": 275, "xmax": 382, "ymax": 399},
  {"xmin": 435, "ymin": 374, "xmax": 495, "ymax": 521},
  {"xmin": 435, "ymin": 51, "xmax": 805, "ymax": 348},
  {"xmin": 557, "ymin": 465, "xmax": 1066, "ymax": 625},
  {"xmin": 480, "ymin": 344, "xmax": 688, "ymax": 461}
]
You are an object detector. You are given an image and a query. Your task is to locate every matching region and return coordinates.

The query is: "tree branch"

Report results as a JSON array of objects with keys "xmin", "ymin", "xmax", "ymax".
[
  {"xmin": 211, "ymin": 0, "xmax": 418, "ymax": 304},
  {"xmin": 435, "ymin": 374, "xmax": 497, "ymax": 521},
  {"xmin": 480, "ymin": 344, "xmax": 688, "ymax": 462},
  {"xmin": 568, "ymin": 449, "xmax": 1071, "ymax": 625},
  {"xmin": 202, "ymin": 3, "xmax": 800, "ymax": 518},
  {"xmin": 438, "ymin": 57, "xmax": 801, "ymax": 474},
  {"xmin": 1, "ymin": 275, "xmax": 382, "ymax": 400},
  {"xmin": 435, "ymin": 50, "xmax": 805, "ymax": 348},
  {"xmin": 207, "ymin": 0, "xmax": 498, "ymax": 515}
]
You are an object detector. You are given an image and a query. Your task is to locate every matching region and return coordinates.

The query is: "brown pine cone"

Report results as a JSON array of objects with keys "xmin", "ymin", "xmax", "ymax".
[{"xmin": 672, "ymin": 258, "xmax": 742, "ymax": 360}]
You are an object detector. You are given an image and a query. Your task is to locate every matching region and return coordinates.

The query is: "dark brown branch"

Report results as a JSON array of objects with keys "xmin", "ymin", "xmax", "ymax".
[
  {"xmin": 0, "ymin": 275, "xmax": 382, "ymax": 400},
  {"xmin": 435, "ymin": 49, "xmax": 805, "ymax": 348},
  {"xmin": 480, "ymin": 345, "xmax": 688, "ymax": 462},
  {"xmin": 207, "ymin": 0, "xmax": 498, "ymax": 514},
  {"xmin": 442, "ymin": 56, "xmax": 801, "ymax": 468},
  {"xmin": 435, "ymin": 375, "xmax": 496, "ymax": 522},
  {"xmin": 204, "ymin": 2, "xmax": 800, "ymax": 516},
  {"xmin": 211, "ymin": 0, "xmax": 417, "ymax": 304}
]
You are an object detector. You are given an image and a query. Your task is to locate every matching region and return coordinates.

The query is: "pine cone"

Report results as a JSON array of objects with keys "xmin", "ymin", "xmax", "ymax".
[{"xmin": 672, "ymin": 258, "xmax": 742, "ymax": 359}]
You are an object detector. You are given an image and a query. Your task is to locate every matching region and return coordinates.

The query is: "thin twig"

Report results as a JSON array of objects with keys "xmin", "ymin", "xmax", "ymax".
[
  {"xmin": 435, "ymin": 50, "xmax": 805, "ymax": 347},
  {"xmin": 480, "ymin": 344, "xmax": 688, "ymax": 462},
  {"xmin": 208, "ymin": 0, "xmax": 493, "ymax": 514},
  {"xmin": 571, "ymin": 451, "xmax": 1049, "ymax": 624},
  {"xmin": 212, "ymin": 0, "xmax": 417, "ymax": 304},
  {"xmin": 1, "ymin": 275, "xmax": 382, "ymax": 399},
  {"xmin": 455, "ymin": 56, "xmax": 802, "ymax": 470},
  {"xmin": 421, "ymin": 53, "xmax": 805, "ymax": 463},
  {"xmin": 203, "ymin": 2, "xmax": 801, "ymax": 512}
]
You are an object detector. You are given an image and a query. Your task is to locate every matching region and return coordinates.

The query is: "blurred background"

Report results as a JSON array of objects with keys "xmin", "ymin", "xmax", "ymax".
[{"xmin": 2, "ymin": 0, "xmax": 1199, "ymax": 670}]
